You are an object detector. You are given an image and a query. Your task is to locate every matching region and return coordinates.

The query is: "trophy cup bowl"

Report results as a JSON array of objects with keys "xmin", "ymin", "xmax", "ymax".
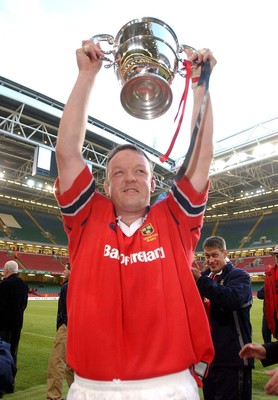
[{"xmin": 92, "ymin": 17, "xmax": 192, "ymax": 119}]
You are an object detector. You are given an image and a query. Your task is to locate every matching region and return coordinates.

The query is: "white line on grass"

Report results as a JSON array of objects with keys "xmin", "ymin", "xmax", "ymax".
[{"xmin": 23, "ymin": 331, "xmax": 54, "ymax": 339}]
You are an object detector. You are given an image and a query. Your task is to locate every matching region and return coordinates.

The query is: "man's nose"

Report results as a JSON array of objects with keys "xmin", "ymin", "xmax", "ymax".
[{"xmin": 125, "ymin": 173, "xmax": 136, "ymax": 182}]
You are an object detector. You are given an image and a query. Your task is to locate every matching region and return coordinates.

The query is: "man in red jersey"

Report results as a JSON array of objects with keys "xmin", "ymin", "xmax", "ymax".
[
  {"xmin": 263, "ymin": 245, "xmax": 278, "ymax": 339},
  {"xmin": 54, "ymin": 38, "xmax": 216, "ymax": 400}
]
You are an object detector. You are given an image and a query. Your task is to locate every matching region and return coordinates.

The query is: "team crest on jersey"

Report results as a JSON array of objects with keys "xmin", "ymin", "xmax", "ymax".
[
  {"xmin": 141, "ymin": 223, "xmax": 158, "ymax": 242},
  {"xmin": 141, "ymin": 223, "xmax": 154, "ymax": 236}
]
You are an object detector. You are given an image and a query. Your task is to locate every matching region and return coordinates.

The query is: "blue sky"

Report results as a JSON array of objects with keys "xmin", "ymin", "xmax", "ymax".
[{"xmin": 1, "ymin": 0, "xmax": 277, "ymax": 159}]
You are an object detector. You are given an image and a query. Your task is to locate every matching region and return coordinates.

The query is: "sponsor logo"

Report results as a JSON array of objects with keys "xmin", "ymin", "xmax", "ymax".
[{"xmin": 103, "ymin": 244, "xmax": 165, "ymax": 266}]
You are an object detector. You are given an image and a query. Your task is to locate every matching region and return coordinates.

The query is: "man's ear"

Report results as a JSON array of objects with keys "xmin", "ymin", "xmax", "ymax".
[
  {"xmin": 151, "ymin": 176, "xmax": 156, "ymax": 193},
  {"xmin": 104, "ymin": 180, "xmax": 110, "ymax": 197}
]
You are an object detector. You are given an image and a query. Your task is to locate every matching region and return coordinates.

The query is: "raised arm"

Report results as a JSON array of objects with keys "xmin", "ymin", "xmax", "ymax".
[
  {"xmin": 55, "ymin": 41, "xmax": 104, "ymax": 194},
  {"xmin": 184, "ymin": 49, "xmax": 217, "ymax": 193}
]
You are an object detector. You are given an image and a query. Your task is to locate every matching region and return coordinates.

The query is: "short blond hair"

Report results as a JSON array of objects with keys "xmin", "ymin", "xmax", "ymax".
[
  {"xmin": 106, "ymin": 144, "xmax": 154, "ymax": 176},
  {"xmin": 203, "ymin": 236, "xmax": 227, "ymax": 252}
]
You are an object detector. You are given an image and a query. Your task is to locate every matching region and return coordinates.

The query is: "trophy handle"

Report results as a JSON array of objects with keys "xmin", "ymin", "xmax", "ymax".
[
  {"xmin": 177, "ymin": 44, "xmax": 197, "ymax": 77},
  {"xmin": 180, "ymin": 44, "xmax": 197, "ymax": 54},
  {"xmin": 90, "ymin": 34, "xmax": 115, "ymax": 68}
]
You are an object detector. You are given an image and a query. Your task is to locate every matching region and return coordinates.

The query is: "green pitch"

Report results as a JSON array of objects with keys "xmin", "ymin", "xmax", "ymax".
[{"xmin": 3, "ymin": 298, "xmax": 274, "ymax": 399}]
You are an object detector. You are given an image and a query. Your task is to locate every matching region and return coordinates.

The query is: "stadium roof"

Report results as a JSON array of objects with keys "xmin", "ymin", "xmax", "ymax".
[{"xmin": 1, "ymin": 76, "xmax": 278, "ymax": 221}]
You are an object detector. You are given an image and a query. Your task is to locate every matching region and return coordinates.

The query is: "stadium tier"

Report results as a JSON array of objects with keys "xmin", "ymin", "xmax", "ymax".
[
  {"xmin": 0, "ymin": 204, "xmax": 68, "ymax": 246},
  {"xmin": 0, "ymin": 250, "xmax": 65, "ymax": 275},
  {"xmin": 196, "ymin": 213, "xmax": 278, "ymax": 252}
]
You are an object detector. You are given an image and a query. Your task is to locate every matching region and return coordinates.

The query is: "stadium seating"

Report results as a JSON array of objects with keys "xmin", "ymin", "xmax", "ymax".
[
  {"xmin": 28, "ymin": 283, "xmax": 62, "ymax": 297},
  {"xmin": 247, "ymin": 213, "xmax": 278, "ymax": 247},
  {"xmin": 25, "ymin": 209, "xmax": 68, "ymax": 245},
  {"xmin": 231, "ymin": 255, "xmax": 272, "ymax": 273},
  {"xmin": 0, "ymin": 250, "xmax": 65, "ymax": 274},
  {"xmin": 0, "ymin": 204, "xmax": 67, "ymax": 245},
  {"xmin": 16, "ymin": 252, "xmax": 65, "ymax": 274},
  {"xmin": 0, "ymin": 251, "xmax": 14, "ymax": 269},
  {"xmin": 196, "ymin": 213, "xmax": 278, "ymax": 252}
]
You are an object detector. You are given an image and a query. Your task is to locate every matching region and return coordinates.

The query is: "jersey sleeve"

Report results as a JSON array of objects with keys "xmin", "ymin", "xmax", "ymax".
[
  {"xmin": 54, "ymin": 165, "xmax": 95, "ymax": 231},
  {"xmin": 169, "ymin": 176, "xmax": 209, "ymax": 249},
  {"xmin": 171, "ymin": 176, "xmax": 209, "ymax": 218}
]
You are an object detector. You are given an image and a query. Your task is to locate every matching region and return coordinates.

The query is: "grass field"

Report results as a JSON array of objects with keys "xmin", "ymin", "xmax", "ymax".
[{"xmin": 3, "ymin": 297, "xmax": 275, "ymax": 399}]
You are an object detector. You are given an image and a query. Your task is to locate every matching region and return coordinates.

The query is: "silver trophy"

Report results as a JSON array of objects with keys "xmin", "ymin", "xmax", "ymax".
[{"xmin": 91, "ymin": 17, "xmax": 195, "ymax": 120}]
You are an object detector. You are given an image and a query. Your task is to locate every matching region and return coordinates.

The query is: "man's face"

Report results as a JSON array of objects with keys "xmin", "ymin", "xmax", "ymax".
[
  {"xmin": 104, "ymin": 149, "xmax": 156, "ymax": 215},
  {"xmin": 64, "ymin": 266, "xmax": 70, "ymax": 279},
  {"xmin": 204, "ymin": 246, "xmax": 227, "ymax": 274}
]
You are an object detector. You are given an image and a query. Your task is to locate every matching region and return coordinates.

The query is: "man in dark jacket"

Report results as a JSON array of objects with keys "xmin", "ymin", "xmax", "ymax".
[
  {"xmin": 46, "ymin": 263, "xmax": 74, "ymax": 400},
  {"xmin": 0, "ymin": 260, "xmax": 28, "ymax": 393},
  {"xmin": 192, "ymin": 236, "xmax": 253, "ymax": 400},
  {"xmin": 0, "ymin": 260, "xmax": 28, "ymax": 366}
]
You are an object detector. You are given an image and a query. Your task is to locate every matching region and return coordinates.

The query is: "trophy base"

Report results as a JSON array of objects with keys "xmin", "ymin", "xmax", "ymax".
[{"xmin": 120, "ymin": 74, "xmax": 173, "ymax": 120}]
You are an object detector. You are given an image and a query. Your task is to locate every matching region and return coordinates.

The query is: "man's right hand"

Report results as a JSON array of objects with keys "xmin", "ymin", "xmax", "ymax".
[{"xmin": 76, "ymin": 40, "xmax": 104, "ymax": 75}]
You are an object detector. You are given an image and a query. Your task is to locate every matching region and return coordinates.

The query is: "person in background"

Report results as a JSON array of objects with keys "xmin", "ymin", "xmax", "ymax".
[
  {"xmin": 257, "ymin": 284, "xmax": 272, "ymax": 343},
  {"xmin": 54, "ymin": 38, "xmax": 216, "ymax": 400},
  {"xmin": 264, "ymin": 245, "xmax": 278, "ymax": 340},
  {"xmin": 192, "ymin": 236, "xmax": 254, "ymax": 400},
  {"xmin": 240, "ymin": 341, "xmax": 278, "ymax": 395},
  {"xmin": 47, "ymin": 262, "xmax": 74, "ymax": 400},
  {"xmin": 0, "ymin": 339, "xmax": 17, "ymax": 398},
  {"xmin": 0, "ymin": 260, "xmax": 28, "ymax": 393}
]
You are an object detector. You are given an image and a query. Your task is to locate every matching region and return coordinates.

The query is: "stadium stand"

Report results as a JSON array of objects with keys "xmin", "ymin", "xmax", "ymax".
[
  {"xmin": 215, "ymin": 217, "xmax": 259, "ymax": 250},
  {"xmin": 28, "ymin": 283, "xmax": 62, "ymax": 297},
  {"xmin": 25, "ymin": 210, "xmax": 68, "ymax": 246},
  {"xmin": 196, "ymin": 213, "xmax": 278, "ymax": 252},
  {"xmin": 246, "ymin": 213, "xmax": 278, "ymax": 247},
  {"xmin": 197, "ymin": 219, "xmax": 257, "ymax": 251},
  {"xmin": 0, "ymin": 250, "xmax": 65, "ymax": 274},
  {"xmin": 231, "ymin": 255, "xmax": 272, "ymax": 273},
  {"xmin": 0, "ymin": 205, "xmax": 44, "ymax": 243},
  {"xmin": 16, "ymin": 252, "xmax": 65, "ymax": 274},
  {"xmin": 0, "ymin": 204, "xmax": 68, "ymax": 246},
  {"xmin": 0, "ymin": 251, "xmax": 15, "ymax": 269}
]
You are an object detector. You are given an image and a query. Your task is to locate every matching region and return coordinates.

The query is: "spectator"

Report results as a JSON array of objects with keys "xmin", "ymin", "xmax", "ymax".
[
  {"xmin": 257, "ymin": 284, "xmax": 272, "ymax": 343},
  {"xmin": 47, "ymin": 263, "xmax": 74, "ymax": 400},
  {"xmin": 192, "ymin": 236, "xmax": 254, "ymax": 400},
  {"xmin": 240, "ymin": 341, "xmax": 278, "ymax": 395},
  {"xmin": 54, "ymin": 40, "xmax": 216, "ymax": 400},
  {"xmin": 0, "ymin": 260, "xmax": 28, "ymax": 393},
  {"xmin": 264, "ymin": 245, "xmax": 278, "ymax": 339}
]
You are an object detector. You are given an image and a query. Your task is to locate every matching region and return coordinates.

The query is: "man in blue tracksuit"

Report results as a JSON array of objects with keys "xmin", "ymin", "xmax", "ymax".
[{"xmin": 192, "ymin": 236, "xmax": 254, "ymax": 400}]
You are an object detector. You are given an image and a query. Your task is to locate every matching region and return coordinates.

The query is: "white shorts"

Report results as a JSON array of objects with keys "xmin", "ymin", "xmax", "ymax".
[{"xmin": 66, "ymin": 369, "xmax": 199, "ymax": 400}]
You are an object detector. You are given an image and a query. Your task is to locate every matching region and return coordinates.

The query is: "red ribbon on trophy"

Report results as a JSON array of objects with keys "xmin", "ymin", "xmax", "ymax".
[{"xmin": 160, "ymin": 59, "xmax": 192, "ymax": 163}]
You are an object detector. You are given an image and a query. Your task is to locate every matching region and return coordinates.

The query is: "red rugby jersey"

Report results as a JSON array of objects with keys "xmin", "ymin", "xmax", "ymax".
[{"xmin": 55, "ymin": 165, "xmax": 214, "ymax": 382}]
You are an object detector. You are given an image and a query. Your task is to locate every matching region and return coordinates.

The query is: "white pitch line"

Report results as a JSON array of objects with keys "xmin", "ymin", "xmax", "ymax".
[{"xmin": 23, "ymin": 331, "xmax": 54, "ymax": 339}]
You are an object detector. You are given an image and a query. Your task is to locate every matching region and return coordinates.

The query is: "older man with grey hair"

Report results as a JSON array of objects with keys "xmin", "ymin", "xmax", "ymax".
[{"xmin": 0, "ymin": 260, "xmax": 28, "ymax": 393}]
